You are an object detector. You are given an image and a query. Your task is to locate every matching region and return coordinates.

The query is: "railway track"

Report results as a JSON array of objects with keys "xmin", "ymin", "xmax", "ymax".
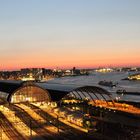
[
  {"xmin": 9, "ymin": 104, "xmax": 69, "ymax": 140},
  {"xmin": 25, "ymin": 103, "xmax": 100, "ymax": 140},
  {"xmin": 0, "ymin": 111, "xmax": 25, "ymax": 140}
]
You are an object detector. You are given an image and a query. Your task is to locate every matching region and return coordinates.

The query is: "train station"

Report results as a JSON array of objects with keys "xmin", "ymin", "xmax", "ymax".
[
  {"xmin": 0, "ymin": 80, "xmax": 113, "ymax": 104},
  {"xmin": 0, "ymin": 80, "xmax": 140, "ymax": 140}
]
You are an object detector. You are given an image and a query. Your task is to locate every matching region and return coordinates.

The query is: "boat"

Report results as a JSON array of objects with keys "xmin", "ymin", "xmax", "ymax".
[{"xmin": 98, "ymin": 80, "xmax": 117, "ymax": 87}]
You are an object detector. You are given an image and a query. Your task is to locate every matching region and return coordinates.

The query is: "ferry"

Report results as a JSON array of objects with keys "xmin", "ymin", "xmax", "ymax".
[{"xmin": 98, "ymin": 80, "xmax": 117, "ymax": 88}]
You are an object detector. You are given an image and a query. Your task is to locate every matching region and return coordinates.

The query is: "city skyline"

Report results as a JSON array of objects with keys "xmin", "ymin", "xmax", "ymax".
[{"xmin": 0, "ymin": 0, "xmax": 140, "ymax": 70}]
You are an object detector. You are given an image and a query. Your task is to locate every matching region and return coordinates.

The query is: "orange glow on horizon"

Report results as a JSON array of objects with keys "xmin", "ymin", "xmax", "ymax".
[
  {"xmin": 0, "ymin": 40, "xmax": 140, "ymax": 71},
  {"xmin": 1, "ymin": 62, "xmax": 140, "ymax": 71}
]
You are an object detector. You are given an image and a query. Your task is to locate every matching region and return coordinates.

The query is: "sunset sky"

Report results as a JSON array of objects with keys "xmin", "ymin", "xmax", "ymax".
[{"xmin": 0, "ymin": 0, "xmax": 140, "ymax": 70}]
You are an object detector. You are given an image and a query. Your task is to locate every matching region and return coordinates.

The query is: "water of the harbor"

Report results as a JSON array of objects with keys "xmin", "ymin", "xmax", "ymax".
[{"xmin": 47, "ymin": 71, "xmax": 140, "ymax": 103}]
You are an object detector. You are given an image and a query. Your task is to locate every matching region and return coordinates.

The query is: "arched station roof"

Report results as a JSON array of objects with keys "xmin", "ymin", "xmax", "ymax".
[
  {"xmin": 8, "ymin": 82, "xmax": 51, "ymax": 103},
  {"xmin": 0, "ymin": 80, "xmax": 51, "ymax": 103},
  {"xmin": 0, "ymin": 80, "xmax": 114, "ymax": 104},
  {"xmin": 36, "ymin": 83, "xmax": 114, "ymax": 103}
]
